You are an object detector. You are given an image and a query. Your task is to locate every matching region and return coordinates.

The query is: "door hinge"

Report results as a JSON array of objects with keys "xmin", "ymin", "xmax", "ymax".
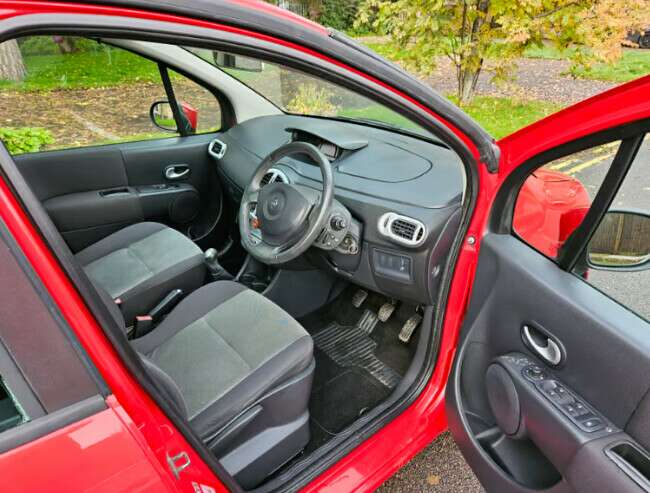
[{"xmin": 167, "ymin": 450, "xmax": 191, "ymax": 479}]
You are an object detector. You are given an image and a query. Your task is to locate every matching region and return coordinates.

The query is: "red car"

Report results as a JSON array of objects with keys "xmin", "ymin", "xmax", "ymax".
[{"xmin": 0, "ymin": 2, "xmax": 649, "ymax": 492}]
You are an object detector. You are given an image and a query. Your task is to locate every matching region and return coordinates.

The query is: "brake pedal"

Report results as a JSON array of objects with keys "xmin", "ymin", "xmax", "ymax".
[
  {"xmin": 351, "ymin": 289, "xmax": 368, "ymax": 308},
  {"xmin": 358, "ymin": 309, "xmax": 379, "ymax": 334},
  {"xmin": 399, "ymin": 313, "xmax": 423, "ymax": 343},
  {"xmin": 378, "ymin": 301, "xmax": 397, "ymax": 322}
]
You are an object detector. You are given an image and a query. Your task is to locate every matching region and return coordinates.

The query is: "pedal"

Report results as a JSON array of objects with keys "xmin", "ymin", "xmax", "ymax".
[
  {"xmin": 351, "ymin": 289, "xmax": 368, "ymax": 308},
  {"xmin": 399, "ymin": 313, "xmax": 423, "ymax": 343},
  {"xmin": 378, "ymin": 301, "xmax": 396, "ymax": 322},
  {"xmin": 358, "ymin": 309, "xmax": 379, "ymax": 334}
]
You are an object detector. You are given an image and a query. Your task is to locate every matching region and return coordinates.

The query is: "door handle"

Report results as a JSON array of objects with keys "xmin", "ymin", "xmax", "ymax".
[
  {"xmin": 164, "ymin": 164, "xmax": 190, "ymax": 180},
  {"xmin": 522, "ymin": 324, "xmax": 563, "ymax": 366}
]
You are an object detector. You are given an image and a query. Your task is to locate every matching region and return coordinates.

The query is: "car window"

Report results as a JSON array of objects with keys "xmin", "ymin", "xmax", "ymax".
[
  {"xmin": 0, "ymin": 36, "xmax": 220, "ymax": 154},
  {"xmin": 168, "ymin": 69, "xmax": 222, "ymax": 134},
  {"xmin": 513, "ymin": 141, "xmax": 621, "ymax": 259},
  {"xmin": 0, "ymin": 377, "xmax": 26, "ymax": 433},
  {"xmin": 572, "ymin": 134, "xmax": 650, "ymax": 320},
  {"xmin": 185, "ymin": 47, "xmax": 435, "ymax": 139}
]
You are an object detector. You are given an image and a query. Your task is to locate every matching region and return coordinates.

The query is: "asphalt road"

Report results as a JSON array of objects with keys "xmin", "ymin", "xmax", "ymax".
[{"xmin": 377, "ymin": 137, "xmax": 650, "ymax": 492}]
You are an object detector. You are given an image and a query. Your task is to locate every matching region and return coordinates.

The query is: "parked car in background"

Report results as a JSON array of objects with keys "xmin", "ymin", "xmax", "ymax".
[{"xmin": 628, "ymin": 27, "xmax": 650, "ymax": 49}]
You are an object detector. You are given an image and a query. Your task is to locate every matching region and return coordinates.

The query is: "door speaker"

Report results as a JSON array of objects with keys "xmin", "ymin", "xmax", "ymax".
[{"xmin": 169, "ymin": 190, "xmax": 200, "ymax": 224}]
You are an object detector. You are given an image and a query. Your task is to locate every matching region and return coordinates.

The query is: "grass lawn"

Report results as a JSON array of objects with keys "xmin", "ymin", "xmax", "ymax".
[
  {"xmin": 337, "ymin": 96, "xmax": 561, "ymax": 140},
  {"xmin": 448, "ymin": 96, "xmax": 562, "ymax": 139},
  {"xmin": 0, "ymin": 48, "xmax": 161, "ymax": 91},
  {"xmin": 524, "ymin": 44, "xmax": 650, "ymax": 83}
]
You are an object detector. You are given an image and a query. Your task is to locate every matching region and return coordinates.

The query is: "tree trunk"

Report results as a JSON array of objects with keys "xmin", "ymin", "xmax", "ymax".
[
  {"xmin": 0, "ymin": 40, "xmax": 26, "ymax": 82},
  {"xmin": 457, "ymin": 66, "xmax": 481, "ymax": 106}
]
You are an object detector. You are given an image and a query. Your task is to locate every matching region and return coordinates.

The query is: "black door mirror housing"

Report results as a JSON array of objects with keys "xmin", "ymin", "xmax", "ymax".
[{"xmin": 587, "ymin": 209, "xmax": 650, "ymax": 271}]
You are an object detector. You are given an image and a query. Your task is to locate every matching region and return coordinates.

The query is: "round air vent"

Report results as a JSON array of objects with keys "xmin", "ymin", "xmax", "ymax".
[{"xmin": 261, "ymin": 168, "xmax": 289, "ymax": 187}]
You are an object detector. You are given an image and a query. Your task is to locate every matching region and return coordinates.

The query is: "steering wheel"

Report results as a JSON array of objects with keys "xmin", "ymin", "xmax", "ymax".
[{"xmin": 238, "ymin": 141, "xmax": 334, "ymax": 265}]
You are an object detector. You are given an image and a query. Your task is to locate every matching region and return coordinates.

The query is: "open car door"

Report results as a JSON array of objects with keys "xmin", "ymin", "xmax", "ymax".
[{"xmin": 446, "ymin": 75, "xmax": 650, "ymax": 492}]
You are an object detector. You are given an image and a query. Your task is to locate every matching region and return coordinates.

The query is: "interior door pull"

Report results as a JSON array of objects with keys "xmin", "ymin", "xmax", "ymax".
[
  {"xmin": 165, "ymin": 164, "xmax": 190, "ymax": 180},
  {"xmin": 522, "ymin": 325, "xmax": 563, "ymax": 366}
]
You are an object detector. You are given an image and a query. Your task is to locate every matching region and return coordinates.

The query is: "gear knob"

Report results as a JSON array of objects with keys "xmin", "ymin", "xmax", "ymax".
[
  {"xmin": 203, "ymin": 248, "xmax": 233, "ymax": 281},
  {"xmin": 204, "ymin": 247, "xmax": 218, "ymax": 265}
]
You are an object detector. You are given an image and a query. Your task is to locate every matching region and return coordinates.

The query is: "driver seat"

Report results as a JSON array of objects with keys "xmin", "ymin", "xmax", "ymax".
[{"xmin": 107, "ymin": 281, "xmax": 314, "ymax": 488}]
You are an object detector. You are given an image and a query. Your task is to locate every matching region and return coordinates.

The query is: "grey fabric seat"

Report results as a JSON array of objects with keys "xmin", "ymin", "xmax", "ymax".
[
  {"xmin": 132, "ymin": 281, "xmax": 314, "ymax": 487},
  {"xmin": 76, "ymin": 222, "xmax": 205, "ymax": 323},
  {"xmin": 133, "ymin": 281, "xmax": 313, "ymax": 435}
]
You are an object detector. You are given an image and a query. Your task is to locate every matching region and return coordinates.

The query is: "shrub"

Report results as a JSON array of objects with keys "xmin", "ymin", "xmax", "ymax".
[
  {"xmin": 319, "ymin": 0, "xmax": 360, "ymax": 31},
  {"xmin": 0, "ymin": 127, "xmax": 54, "ymax": 154},
  {"xmin": 18, "ymin": 36, "xmax": 104, "ymax": 56},
  {"xmin": 286, "ymin": 84, "xmax": 338, "ymax": 116}
]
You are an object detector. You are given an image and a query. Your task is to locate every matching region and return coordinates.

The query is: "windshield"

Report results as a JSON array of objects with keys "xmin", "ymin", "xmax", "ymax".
[{"xmin": 186, "ymin": 47, "xmax": 434, "ymax": 138}]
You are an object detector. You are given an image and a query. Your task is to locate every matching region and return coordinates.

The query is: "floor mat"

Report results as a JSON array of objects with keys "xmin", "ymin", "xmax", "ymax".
[
  {"xmin": 312, "ymin": 312, "xmax": 402, "ymax": 388},
  {"xmin": 309, "ymin": 369, "xmax": 391, "ymax": 434}
]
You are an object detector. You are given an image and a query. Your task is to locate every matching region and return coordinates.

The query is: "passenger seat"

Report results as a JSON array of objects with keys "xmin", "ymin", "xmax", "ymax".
[{"xmin": 76, "ymin": 222, "xmax": 205, "ymax": 323}]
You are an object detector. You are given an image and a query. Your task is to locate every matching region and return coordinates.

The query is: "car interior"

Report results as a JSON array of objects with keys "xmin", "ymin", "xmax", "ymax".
[{"xmin": 5, "ymin": 35, "xmax": 467, "ymax": 489}]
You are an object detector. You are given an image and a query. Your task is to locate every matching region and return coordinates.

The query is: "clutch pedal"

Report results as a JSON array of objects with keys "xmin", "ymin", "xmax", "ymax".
[
  {"xmin": 399, "ymin": 313, "xmax": 423, "ymax": 344},
  {"xmin": 378, "ymin": 301, "xmax": 397, "ymax": 322},
  {"xmin": 351, "ymin": 289, "xmax": 368, "ymax": 308}
]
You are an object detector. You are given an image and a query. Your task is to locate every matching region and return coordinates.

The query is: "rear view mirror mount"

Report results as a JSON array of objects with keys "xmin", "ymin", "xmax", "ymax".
[{"xmin": 212, "ymin": 52, "xmax": 263, "ymax": 72}]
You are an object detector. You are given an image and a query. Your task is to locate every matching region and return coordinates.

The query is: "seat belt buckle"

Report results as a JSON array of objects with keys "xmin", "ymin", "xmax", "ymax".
[{"xmin": 134, "ymin": 315, "xmax": 153, "ymax": 338}]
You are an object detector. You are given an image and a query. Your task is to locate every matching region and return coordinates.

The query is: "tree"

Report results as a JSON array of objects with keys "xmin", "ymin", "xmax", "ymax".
[
  {"xmin": 0, "ymin": 39, "xmax": 26, "ymax": 82},
  {"xmin": 356, "ymin": 0, "xmax": 647, "ymax": 106}
]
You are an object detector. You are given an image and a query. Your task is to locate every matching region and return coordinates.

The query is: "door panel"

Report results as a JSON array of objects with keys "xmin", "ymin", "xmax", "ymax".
[
  {"xmin": 14, "ymin": 134, "xmax": 219, "ymax": 251},
  {"xmin": 447, "ymin": 234, "xmax": 650, "ymax": 492}
]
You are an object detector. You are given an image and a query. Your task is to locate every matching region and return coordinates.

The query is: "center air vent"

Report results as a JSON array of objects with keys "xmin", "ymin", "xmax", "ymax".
[
  {"xmin": 261, "ymin": 168, "xmax": 289, "ymax": 187},
  {"xmin": 378, "ymin": 212, "xmax": 426, "ymax": 247}
]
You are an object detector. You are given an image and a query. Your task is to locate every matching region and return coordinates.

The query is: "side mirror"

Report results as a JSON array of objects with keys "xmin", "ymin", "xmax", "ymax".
[
  {"xmin": 212, "ymin": 52, "xmax": 263, "ymax": 72},
  {"xmin": 150, "ymin": 100, "xmax": 177, "ymax": 132},
  {"xmin": 587, "ymin": 209, "xmax": 650, "ymax": 271},
  {"xmin": 150, "ymin": 101, "xmax": 198, "ymax": 133}
]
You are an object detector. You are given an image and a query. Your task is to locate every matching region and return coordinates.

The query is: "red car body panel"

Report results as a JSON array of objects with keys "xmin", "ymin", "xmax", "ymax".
[
  {"xmin": 0, "ymin": 2, "xmax": 649, "ymax": 492},
  {"xmin": 0, "ymin": 396, "xmax": 174, "ymax": 493},
  {"xmin": 514, "ymin": 169, "xmax": 591, "ymax": 258}
]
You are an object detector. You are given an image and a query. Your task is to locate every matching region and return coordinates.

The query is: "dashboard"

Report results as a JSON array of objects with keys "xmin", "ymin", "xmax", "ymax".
[{"xmin": 210, "ymin": 114, "xmax": 465, "ymax": 305}]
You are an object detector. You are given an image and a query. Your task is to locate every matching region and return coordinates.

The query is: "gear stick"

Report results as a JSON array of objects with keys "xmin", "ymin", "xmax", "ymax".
[{"xmin": 204, "ymin": 248, "xmax": 233, "ymax": 282}]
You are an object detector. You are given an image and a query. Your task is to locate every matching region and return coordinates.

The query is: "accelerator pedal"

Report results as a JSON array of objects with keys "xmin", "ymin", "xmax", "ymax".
[
  {"xmin": 358, "ymin": 309, "xmax": 379, "ymax": 334},
  {"xmin": 351, "ymin": 289, "xmax": 368, "ymax": 308},
  {"xmin": 378, "ymin": 301, "xmax": 397, "ymax": 323},
  {"xmin": 399, "ymin": 313, "xmax": 423, "ymax": 344}
]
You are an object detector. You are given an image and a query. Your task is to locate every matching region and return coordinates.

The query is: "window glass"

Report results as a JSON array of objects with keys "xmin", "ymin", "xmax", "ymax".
[
  {"xmin": 185, "ymin": 47, "xmax": 434, "ymax": 139},
  {"xmin": 169, "ymin": 69, "xmax": 221, "ymax": 134},
  {"xmin": 0, "ymin": 36, "xmax": 220, "ymax": 154},
  {"xmin": 573, "ymin": 134, "xmax": 650, "ymax": 320},
  {"xmin": 513, "ymin": 141, "xmax": 620, "ymax": 258},
  {"xmin": 0, "ymin": 377, "xmax": 27, "ymax": 433}
]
